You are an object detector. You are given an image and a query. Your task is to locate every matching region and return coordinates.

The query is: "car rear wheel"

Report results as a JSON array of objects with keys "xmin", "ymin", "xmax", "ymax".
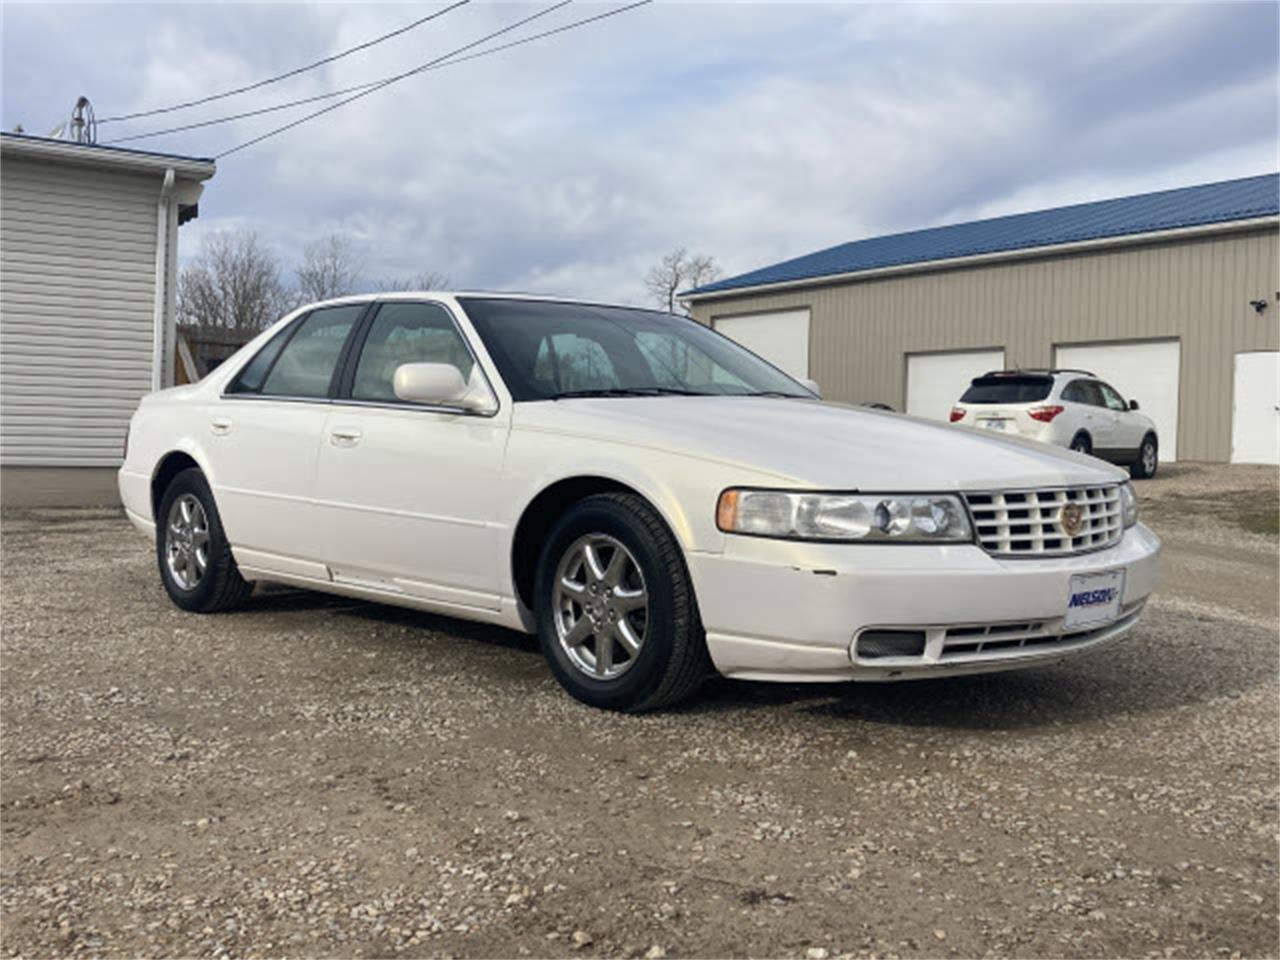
[
  {"xmin": 534, "ymin": 493, "xmax": 711, "ymax": 712},
  {"xmin": 1070, "ymin": 432, "xmax": 1092, "ymax": 455},
  {"xmin": 156, "ymin": 468, "xmax": 252, "ymax": 612},
  {"xmin": 1131, "ymin": 434, "xmax": 1158, "ymax": 479}
]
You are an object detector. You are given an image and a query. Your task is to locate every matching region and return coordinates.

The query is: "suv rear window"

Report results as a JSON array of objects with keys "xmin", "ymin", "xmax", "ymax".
[{"xmin": 960, "ymin": 375, "xmax": 1053, "ymax": 404}]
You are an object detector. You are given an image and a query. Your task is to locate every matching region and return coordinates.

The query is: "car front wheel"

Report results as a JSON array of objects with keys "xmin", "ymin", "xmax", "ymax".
[
  {"xmin": 156, "ymin": 468, "xmax": 253, "ymax": 612},
  {"xmin": 534, "ymin": 493, "xmax": 711, "ymax": 712},
  {"xmin": 1131, "ymin": 434, "xmax": 1158, "ymax": 479}
]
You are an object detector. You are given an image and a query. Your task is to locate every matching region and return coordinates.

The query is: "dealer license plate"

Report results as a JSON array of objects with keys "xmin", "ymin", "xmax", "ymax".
[
  {"xmin": 1063, "ymin": 569, "xmax": 1125, "ymax": 630},
  {"xmin": 981, "ymin": 419, "xmax": 1009, "ymax": 431}
]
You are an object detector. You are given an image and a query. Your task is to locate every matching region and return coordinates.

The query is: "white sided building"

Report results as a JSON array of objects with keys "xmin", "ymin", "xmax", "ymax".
[{"xmin": 0, "ymin": 133, "xmax": 215, "ymax": 505}]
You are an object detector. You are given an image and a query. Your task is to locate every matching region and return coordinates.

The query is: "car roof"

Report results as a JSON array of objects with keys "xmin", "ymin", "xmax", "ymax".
[
  {"xmin": 977, "ymin": 368, "xmax": 1096, "ymax": 380},
  {"xmin": 292, "ymin": 290, "xmax": 679, "ymax": 313}
]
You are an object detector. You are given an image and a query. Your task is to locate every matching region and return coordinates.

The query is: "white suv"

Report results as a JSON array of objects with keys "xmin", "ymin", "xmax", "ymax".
[{"xmin": 950, "ymin": 369, "xmax": 1160, "ymax": 479}]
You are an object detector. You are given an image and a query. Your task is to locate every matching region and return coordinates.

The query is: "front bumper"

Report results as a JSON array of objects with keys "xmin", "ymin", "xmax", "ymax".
[{"xmin": 686, "ymin": 523, "xmax": 1161, "ymax": 682}]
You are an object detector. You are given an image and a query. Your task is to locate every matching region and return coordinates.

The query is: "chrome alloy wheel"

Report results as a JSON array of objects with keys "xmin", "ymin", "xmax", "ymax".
[
  {"xmin": 1142, "ymin": 441, "xmax": 1157, "ymax": 476},
  {"xmin": 165, "ymin": 493, "xmax": 210, "ymax": 590},
  {"xmin": 552, "ymin": 533, "xmax": 649, "ymax": 680}
]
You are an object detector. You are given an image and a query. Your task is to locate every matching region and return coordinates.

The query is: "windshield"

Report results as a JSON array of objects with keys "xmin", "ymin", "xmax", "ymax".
[
  {"xmin": 960, "ymin": 374, "xmax": 1053, "ymax": 404},
  {"xmin": 458, "ymin": 298, "xmax": 813, "ymax": 401}
]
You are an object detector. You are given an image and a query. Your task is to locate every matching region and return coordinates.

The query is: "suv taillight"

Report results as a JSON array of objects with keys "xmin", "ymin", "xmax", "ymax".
[
  {"xmin": 1028, "ymin": 405, "xmax": 1064, "ymax": 422},
  {"xmin": 949, "ymin": 407, "xmax": 966, "ymax": 422}
]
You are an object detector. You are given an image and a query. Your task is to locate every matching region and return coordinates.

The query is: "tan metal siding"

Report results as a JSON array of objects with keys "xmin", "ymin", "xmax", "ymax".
[
  {"xmin": 690, "ymin": 227, "xmax": 1280, "ymax": 462},
  {"xmin": 0, "ymin": 155, "xmax": 160, "ymax": 466}
]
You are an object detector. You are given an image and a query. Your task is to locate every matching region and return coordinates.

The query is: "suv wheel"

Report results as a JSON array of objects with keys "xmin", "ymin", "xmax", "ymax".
[
  {"xmin": 156, "ymin": 468, "xmax": 253, "ymax": 612},
  {"xmin": 1131, "ymin": 434, "xmax": 1158, "ymax": 480},
  {"xmin": 534, "ymin": 493, "xmax": 711, "ymax": 712},
  {"xmin": 1070, "ymin": 432, "xmax": 1092, "ymax": 455}
]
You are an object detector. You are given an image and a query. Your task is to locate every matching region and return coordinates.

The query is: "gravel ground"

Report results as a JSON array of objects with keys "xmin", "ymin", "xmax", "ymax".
[{"xmin": 1, "ymin": 463, "xmax": 1276, "ymax": 959}]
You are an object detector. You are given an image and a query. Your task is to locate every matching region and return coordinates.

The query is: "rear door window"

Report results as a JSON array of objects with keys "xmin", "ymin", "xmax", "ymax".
[
  {"xmin": 259, "ymin": 305, "xmax": 364, "ymax": 398},
  {"xmin": 960, "ymin": 375, "xmax": 1053, "ymax": 404},
  {"xmin": 228, "ymin": 326, "xmax": 291, "ymax": 394}
]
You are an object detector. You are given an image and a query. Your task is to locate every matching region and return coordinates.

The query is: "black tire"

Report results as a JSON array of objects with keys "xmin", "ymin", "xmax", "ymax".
[
  {"xmin": 1131, "ymin": 433, "xmax": 1158, "ymax": 480},
  {"xmin": 1069, "ymin": 432, "xmax": 1092, "ymax": 455},
  {"xmin": 155, "ymin": 467, "xmax": 252, "ymax": 613},
  {"xmin": 534, "ymin": 493, "xmax": 712, "ymax": 712}
]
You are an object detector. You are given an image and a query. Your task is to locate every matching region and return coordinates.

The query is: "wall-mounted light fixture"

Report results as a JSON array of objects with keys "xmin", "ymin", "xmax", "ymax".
[{"xmin": 1248, "ymin": 298, "xmax": 1268, "ymax": 314}]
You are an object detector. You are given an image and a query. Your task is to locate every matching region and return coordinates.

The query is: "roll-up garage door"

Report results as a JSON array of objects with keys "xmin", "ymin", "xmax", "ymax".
[
  {"xmin": 906, "ymin": 349, "xmax": 1005, "ymax": 421},
  {"xmin": 1055, "ymin": 340, "xmax": 1180, "ymax": 462},
  {"xmin": 712, "ymin": 309, "xmax": 810, "ymax": 380}
]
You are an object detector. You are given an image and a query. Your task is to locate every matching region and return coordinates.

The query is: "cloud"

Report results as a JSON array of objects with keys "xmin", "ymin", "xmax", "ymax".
[{"xmin": 4, "ymin": 2, "xmax": 1276, "ymax": 305}]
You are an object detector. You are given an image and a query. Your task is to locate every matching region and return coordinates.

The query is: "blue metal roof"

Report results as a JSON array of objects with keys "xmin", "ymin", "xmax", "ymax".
[{"xmin": 686, "ymin": 173, "xmax": 1279, "ymax": 297}]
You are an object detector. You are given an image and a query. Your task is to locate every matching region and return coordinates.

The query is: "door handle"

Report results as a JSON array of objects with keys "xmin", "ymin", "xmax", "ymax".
[
  {"xmin": 329, "ymin": 426, "xmax": 363, "ymax": 447},
  {"xmin": 210, "ymin": 417, "xmax": 232, "ymax": 436}
]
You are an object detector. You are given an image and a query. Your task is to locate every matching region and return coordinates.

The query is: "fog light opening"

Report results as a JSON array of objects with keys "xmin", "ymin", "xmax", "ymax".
[{"xmin": 856, "ymin": 630, "xmax": 927, "ymax": 660}]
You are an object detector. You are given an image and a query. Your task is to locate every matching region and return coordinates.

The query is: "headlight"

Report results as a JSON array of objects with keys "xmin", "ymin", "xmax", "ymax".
[
  {"xmin": 716, "ymin": 489, "xmax": 973, "ymax": 542},
  {"xmin": 1119, "ymin": 481, "xmax": 1138, "ymax": 528}
]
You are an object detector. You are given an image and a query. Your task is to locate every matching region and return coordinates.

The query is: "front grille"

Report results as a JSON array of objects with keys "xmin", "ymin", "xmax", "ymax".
[
  {"xmin": 939, "ymin": 603, "xmax": 1142, "ymax": 658},
  {"xmin": 964, "ymin": 484, "xmax": 1123, "ymax": 556},
  {"xmin": 850, "ymin": 602, "xmax": 1145, "ymax": 665}
]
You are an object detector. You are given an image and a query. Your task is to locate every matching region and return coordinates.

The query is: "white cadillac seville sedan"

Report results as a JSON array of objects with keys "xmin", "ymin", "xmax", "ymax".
[{"xmin": 119, "ymin": 293, "xmax": 1161, "ymax": 711}]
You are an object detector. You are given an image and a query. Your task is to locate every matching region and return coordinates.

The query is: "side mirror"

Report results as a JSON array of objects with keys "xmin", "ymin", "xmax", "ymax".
[
  {"xmin": 393, "ymin": 363, "xmax": 496, "ymax": 413},
  {"xmin": 800, "ymin": 377, "xmax": 822, "ymax": 398},
  {"xmin": 1129, "ymin": 399, "xmax": 1140, "ymax": 411}
]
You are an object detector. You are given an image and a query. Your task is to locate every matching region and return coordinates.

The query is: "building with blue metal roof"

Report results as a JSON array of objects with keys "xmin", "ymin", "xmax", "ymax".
[{"xmin": 684, "ymin": 173, "xmax": 1279, "ymax": 464}]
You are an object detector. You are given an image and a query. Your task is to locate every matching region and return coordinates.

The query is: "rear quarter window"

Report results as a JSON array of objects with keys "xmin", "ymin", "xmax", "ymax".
[
  {"xmin": 960, "ymin": 376, "xmax": 1053, "ymax": 404},
  {"xmin": 227, "ymin": 323, "xmax": 293, "ymax": 394}
]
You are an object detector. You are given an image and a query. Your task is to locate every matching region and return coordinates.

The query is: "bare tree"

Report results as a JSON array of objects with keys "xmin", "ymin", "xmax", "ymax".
[
  {"xmin": 177, "ymin": 230, "xmax": 291, "ymax": 332},
  {"xmin": 376, "ymin": 270, "xmax": 451, "ymax": 292},
  {"xmin": 644, "ymin": 247, "xmax": 722, "ymax": 313},
  {"xmin": 296, "ymin": 233, "xmax": 365, "ymax": 302}
]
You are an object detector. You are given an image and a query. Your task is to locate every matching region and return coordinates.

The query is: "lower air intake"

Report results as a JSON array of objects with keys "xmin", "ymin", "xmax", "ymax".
[{"xmin": 856, "ymin": 630, "xmax": 927, "ymax": 659}]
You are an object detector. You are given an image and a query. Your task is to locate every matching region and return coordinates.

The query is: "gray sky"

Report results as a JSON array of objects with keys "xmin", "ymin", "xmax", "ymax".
[{"xmin": 4, "ymin": 2, "xmax": 1277, "ymax": 304}]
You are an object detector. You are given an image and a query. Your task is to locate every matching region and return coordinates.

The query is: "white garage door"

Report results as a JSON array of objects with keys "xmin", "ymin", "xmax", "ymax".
[
  {"xmin": 1231, "ymin": 351, "xmax": 1279, "ymax": 464},
  {"xmin": 906, "ymin": 349, "xmax": 1005, "ymax": 421},
  {"xmin": 713, "ymin": 309, "xmax": 810, "ymax": 379},
  {"xmin": 1055, "ymin": 340, "xmax": 1180, "ymax": 462}
]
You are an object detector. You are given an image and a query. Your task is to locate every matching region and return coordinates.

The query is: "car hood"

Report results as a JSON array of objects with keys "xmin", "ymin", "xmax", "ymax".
[{"xmin": 514, "ymin": 396, "xmax": 1129, "ymax": 490}]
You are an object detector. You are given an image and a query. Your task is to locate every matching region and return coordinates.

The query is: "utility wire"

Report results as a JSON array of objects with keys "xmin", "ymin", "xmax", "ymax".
[
  {"xmin": 216, "ymin": 0, "xmax": 571, "ymax": 158},
  {"xmin": 103, "ymin": 3, "xmax": 646, "ymax": 147},
  {"xmin": 98, "ymin": 0, "xmax": 470, "ymax": 123},
  {"xmin": 215, "ymin": 0, "xmax": 649, "ymax": 160}
]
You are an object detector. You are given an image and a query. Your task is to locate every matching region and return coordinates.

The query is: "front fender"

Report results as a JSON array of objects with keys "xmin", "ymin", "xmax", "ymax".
[{"xmin": 501, "ymin": 428, "xmax": 785, "ymax": 554}]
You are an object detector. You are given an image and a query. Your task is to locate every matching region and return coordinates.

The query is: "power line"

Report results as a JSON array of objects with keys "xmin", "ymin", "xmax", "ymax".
[
  {"xmin": 103, "ymin": 86, "xmax": 379, "ymax": 144},
  {"xmin": 215, "ymin": 0, "xmax": 570, "ymax": 158},
  {"xmin": 98, "ymin": 0, "xmax": 470, "ymax": 124},
  {"xmin": 215, "ymin": 0, "xmax": 650, "ymax": 160},
  {"xmin": 102, "ymin": 3, "xmax": 650, "ymax": 147}
]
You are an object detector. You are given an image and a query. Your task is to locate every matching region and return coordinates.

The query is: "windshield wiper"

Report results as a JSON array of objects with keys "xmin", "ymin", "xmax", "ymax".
[
  {"xmin": 548, "ymin": 387, "xmax": 710, "ymax": 400},
  {"xmin": 735, "ymin": 391, "xmax": 807, "ymax": 398}
]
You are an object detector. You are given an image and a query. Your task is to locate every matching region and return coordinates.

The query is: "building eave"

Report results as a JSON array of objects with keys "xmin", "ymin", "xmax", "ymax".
[
  {"xmin": 0, "ymin": 133, "xmax": 215, "ymax": 181},
  {"xmin": 681, "ymin": 215, "xmax": 1280, "ymax": 305}
]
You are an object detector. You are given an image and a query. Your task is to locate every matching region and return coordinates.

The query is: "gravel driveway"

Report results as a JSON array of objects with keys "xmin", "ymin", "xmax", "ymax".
[{"xmin": 2, "ymin": 463, "xmax": 1276, "ymax": 959}]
